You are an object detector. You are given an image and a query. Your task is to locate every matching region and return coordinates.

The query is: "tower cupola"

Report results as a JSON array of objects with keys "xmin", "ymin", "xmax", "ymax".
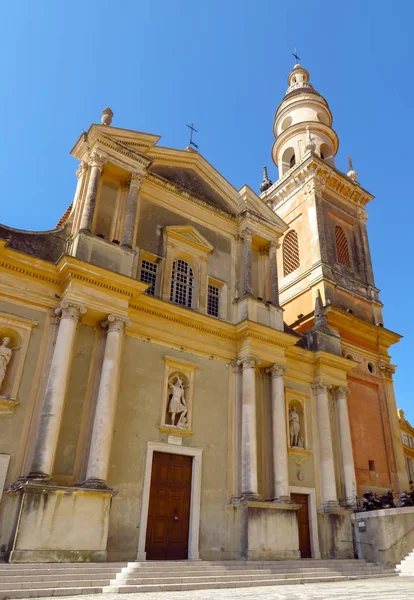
[{"xmin": 272, "ymin": 64, "xmax": 339, "ymax": 177}]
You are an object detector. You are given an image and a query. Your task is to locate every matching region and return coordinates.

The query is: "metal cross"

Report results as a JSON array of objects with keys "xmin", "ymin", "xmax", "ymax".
[
  {"xmin": 186, "ymin": 122, "xmax": 199, "ymax": 149},
  {"xmin": 292, "ymin": 48, "xmax": 301, "ymax": 64}
]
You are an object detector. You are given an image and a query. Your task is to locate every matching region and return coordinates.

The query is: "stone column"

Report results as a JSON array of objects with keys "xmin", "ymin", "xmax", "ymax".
[
  {"xmin": 239, "ymin": 356, "xmax": 258, "ymax": 499},
  {"xmin": 312, "ymin": 381, "xmax": 338, "ymax": 506},
  {"xmin": 79, "ymin": 151, "xmax": 106, "ymax": 232},
  {"xmin": 267, "ymin": 364, "xmax": 289, "ymax": 500},
  {"xmin": 335, "ymin": 386, "xmax": 357, "ymax": 504},
  {"xmin": 121, "ymin": 173, "xmax": 143, "ymax": 247},
  {"xmin": 268, "ymin": 241, "xmax": 280, "ymax": 306},
  {"xmin": 29, "ymin": 303, "xmax": 86, "ymax": 479},
  {"xmin": 242, "ymin": 229, "xmax": 253, "ymax": 297},
  {"xmin": 83, "ymin": 315, "xmax": 128, "ymax": 488}
]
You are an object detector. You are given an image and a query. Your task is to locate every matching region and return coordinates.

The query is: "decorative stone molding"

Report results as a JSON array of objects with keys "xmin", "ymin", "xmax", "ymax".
[{"xmin": 265, "ymin": 363, "xmax": 286, "ymax": 378}]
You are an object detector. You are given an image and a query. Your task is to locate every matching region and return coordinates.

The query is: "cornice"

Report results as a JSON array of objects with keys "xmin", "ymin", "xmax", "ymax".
[
  {"xmin": 327, "ymin": 305, "xmax": 401, "ymax": 349},
  {"xmin": 312, "ymin": 350, "xmax": 357, "ymax": 374},
  {"xmin": 261, "ymin": 153, "xmax": 373, "ymax": 211}
]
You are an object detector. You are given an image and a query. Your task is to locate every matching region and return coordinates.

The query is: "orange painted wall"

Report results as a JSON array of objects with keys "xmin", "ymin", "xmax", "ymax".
[{"xmin": 347, "ymin": 376, "xmax": 396, "ymax": 493}]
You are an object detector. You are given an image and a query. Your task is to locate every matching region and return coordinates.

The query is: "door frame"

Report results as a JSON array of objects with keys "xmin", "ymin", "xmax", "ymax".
[
  {"xmin": 289, "ymin": 486, "xmax": 321, "ymax": 559},
  {"xmin": 137, "ymin": 441, "xmax": 203, "ymax": 560}
]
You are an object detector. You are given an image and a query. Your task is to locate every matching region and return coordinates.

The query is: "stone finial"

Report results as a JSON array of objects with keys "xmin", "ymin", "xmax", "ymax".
[
  {"xmin": 314, "ymin": 289, "xmax": 328, "ymax": 328},
  {"xmin": 305, "ymin": 126, "xmax": 316, "ymax": 152},
  {"xmin": 101, "ymin": 107, "xmax": 113, "ymax": 126},
  {"xmin": 347, "ymin": 156, "xmax": 358, "ymax": 181},
  {"xmin": 260, "ymin": 166, "xmax": 273, "ymax": 193}
]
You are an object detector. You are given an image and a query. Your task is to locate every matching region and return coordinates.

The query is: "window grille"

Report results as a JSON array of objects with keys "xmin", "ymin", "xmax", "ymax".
[
  {"xmin": 140, "ymin": 259, "xmax": 158, "ymax": 296},
  {"xmin": 170, "ymin": 259, "xmax": 193, "ymax": 308},
  {"xmin": 282, "ymin": 230, "xmax": 300, "ymax": 276},
  {"xmin": 335, "ymin": 226, "xmax": 351, "ymax": 268},
  {"xmin": 207, "ymin": 284, "xmax": 220, "ymax": 317}
]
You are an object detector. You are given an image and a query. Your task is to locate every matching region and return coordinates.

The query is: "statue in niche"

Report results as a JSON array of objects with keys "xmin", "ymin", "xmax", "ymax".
[
  {"xmin": 0, "ymin": 338, "xmax": 12, "ymax": 396},
  {"xmin": 168, "ymin": 375, "xmax": 188, "ymax": 428},
  {"xmin": 289, "ymin": 405, "xmax": 301, "ymax": 447}
]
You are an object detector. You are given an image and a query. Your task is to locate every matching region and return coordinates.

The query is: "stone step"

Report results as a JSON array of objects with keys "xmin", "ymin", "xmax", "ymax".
[
  {"xmin": 0, "ymin": 580, "xmax": 110, "ymax": 591},
  {"xmin": 120, "ymin": 567, "xmax": 383, "ymax": 578},
  {"xmin": 105, "ymin": 573, "xmax": 397, "ymax": 594},
  {"xmin": 0, "ymin": 587, "xmax": 103, "ymax": 599}
]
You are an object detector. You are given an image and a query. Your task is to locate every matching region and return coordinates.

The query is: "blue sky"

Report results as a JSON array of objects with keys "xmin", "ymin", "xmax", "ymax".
[{"xmin": 1, "ymin": 1, "xmax": 413, "ymax": 420}]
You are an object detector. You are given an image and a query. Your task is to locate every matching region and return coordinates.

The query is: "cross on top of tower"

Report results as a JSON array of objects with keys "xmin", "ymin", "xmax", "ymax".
[{"xmin": 292, "ymin": 48, "xmax": 301, "ymax": 65}]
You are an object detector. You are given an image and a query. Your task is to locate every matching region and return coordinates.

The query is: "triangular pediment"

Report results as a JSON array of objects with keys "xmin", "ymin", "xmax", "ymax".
[{"xmin": 164, "ymin": 226, "xmax": 214, "ymax": 254}]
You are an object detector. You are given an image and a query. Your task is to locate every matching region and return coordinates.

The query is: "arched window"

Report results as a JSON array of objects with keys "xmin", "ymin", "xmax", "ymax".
[
  {"xmin": 170, "ymin": 259, "xmax": 194, "ymax": 308},
  {"xmin": 281, "ymin": 147, "xmax": 296, "ymax": 175},
  {"xmin": 335, "ymin": 226, "xmax": 351, "ymax": 268},
  {"xmin": 283, "ymin": 230, "xmax": 300, "ymax": 276}
]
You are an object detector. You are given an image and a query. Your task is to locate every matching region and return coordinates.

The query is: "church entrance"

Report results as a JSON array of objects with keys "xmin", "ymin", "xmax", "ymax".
[
  {"xmin": 291, "ymin": 493, "xmax": 312, "ymax": 558},
  {"xmin": 145, "ymin": 451, "xmax": 192, "ymax": 560}
]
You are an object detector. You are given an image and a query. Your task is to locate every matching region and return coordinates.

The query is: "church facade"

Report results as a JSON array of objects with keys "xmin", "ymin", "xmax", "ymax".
[{"xmin": 0, "ymin": 65, "xmax": 408, "ymax": 564}]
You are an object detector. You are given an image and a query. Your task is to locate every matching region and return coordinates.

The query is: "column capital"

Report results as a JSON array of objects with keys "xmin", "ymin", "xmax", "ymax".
[
  {"xmin": 265, "ymin": 363, "xmax": 286, "ymax": 378},
  {"xmin": 76, "ymin": 160, "xmax": 88, "ymax": 178},
  {"xmin": 378, "ymin": 360, "xmax": 396, "ymax": 378},
  {"xmin": 268, "ymin": 240, "xmax": 280, "ymax": 253},
  {"xmin": 102, "ymin": 314, "xmax": 129, "ymax": 332},
  {"xmin": 238, "ymin": 355, "xmax": 260, "ymax": 370},
  {"xmin": 240, "ymin": 227, "xmax": 254, "ymax": 242},
  {"xmin": 311, "ymin": 380, "xmax": 332, "ymax": 394},
  {"xmin": 54, "ymin": 302, "xmax": 87, "ymax": 322},
  {"xmin": 88, "ymin": 151, "xmax": 107, "ymax": 171},
  {"xmin": 130, "ymin": 171, "xmax": 145, "ymax": 188},
  {"xmin": 335, "ymin": 386, "xmax": 350, "ymax": 399}
]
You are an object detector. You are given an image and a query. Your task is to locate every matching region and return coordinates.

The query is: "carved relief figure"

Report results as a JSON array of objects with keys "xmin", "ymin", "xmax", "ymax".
[
  {"xmin": 289, "ymin": 406, "xmax": 301, "ymax": 447},
  {"xmin": 0, "ymin": 338, "xmax": 12, "ymax": 395},
  {"xmin": 168, "ymin": 375, "xmax": 188, "ymax": 428}
]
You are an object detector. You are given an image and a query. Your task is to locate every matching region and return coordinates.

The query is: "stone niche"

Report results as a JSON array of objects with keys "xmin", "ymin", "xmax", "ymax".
[
  {"xmin": 287, "ymin": 398, "xmax": 306, "ymax": 450},
  {"xmin": 9, "ymin": 484, "xmax": 114, "ymax": 563},
  {"xmin": 0, "ymin": 312, "xmax": 37, "ymax": 414},
  {"xmin": 159, "ymin": 356, "xmax": 196, "ymax": 437}
]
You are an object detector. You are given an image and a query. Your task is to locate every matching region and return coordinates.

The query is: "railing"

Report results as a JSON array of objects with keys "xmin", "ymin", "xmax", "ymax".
[{"xmin": 338, "ymin": 490, "xmax": 414, "ymax": 513}]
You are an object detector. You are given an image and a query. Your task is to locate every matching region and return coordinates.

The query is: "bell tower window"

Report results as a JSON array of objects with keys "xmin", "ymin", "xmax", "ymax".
[
  {"xmin": 335, "ymin": 226, "xmax": 351, "ymax": 268},
  {"xmin": 283, "ymin": 230, "xmax": 300, "ymax": 276},
  {"xmin": 170, "ymin": 259, "xmax": 194, "ymax": 308}
]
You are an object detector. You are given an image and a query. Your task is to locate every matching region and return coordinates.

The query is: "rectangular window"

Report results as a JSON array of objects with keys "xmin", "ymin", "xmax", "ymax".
[
  {"xmin": 140, "ymin": 259, "xmax": 158, "ymax": 296},
  {"xmin": 368, "ymin": 460, "xmax": 376, "ymax": 472},
  {"xmin": 207, "ymin": 284, "xmax": 220, "ymax": 318}
]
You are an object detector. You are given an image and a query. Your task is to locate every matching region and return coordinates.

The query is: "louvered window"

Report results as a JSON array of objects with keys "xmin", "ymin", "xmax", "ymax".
[
  {"xmin": 283, "ymin": 230, "xmax": 300, "ymax": 276},
  {"xmin": 335, "ymin": 226, "xmax": 351, "ymax": 268},
  {"xmin": 170, "ymin": 259, "xmax": 193, "ymax": 308}
]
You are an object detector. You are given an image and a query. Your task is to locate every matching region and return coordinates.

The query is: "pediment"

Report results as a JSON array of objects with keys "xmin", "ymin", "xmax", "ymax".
[{"xmin": 164, "ymin": 226, "xmax": 214, "ymax": 254}]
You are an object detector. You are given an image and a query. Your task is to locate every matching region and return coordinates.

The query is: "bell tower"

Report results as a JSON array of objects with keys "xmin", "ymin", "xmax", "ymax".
[
  {"xmin": 260, "ymin": 63, "xmax": 408, "ymax": 495},
  {"xmin": 261, "ymin": 63, "xmax": 382, "ymax": 329}
]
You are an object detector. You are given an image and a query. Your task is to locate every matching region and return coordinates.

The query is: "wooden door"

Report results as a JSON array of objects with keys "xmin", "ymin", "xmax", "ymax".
[
  {"xmin": 145, "ymin": 452, "xmax": 192, "ymax": 560},
  {"xmin": 291, "ymin": 493, "xmax": 312, "ymax": 558}
]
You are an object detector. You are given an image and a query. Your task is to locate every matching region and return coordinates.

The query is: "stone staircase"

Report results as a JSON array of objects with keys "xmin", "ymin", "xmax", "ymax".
[
  {"xmin": 397, "ymin": 550, "xmax": 414, "ymax": 576},
  {"xmin": 0, "ymin": 563, "xmax": 126, "ymax": 599},
  {"xmin": 0, "ymin": 559, "xmax": 396, "ymax": 598}
]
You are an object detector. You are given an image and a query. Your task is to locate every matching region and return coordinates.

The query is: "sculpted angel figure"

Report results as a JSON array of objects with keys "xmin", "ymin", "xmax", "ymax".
[
  {"xmin": 289, "ymin": 406, "xmax": 301, "ymax": 447},
  {"xmin": 168, "ymin": 375, "xmax": 188, "ymax": 428}
]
